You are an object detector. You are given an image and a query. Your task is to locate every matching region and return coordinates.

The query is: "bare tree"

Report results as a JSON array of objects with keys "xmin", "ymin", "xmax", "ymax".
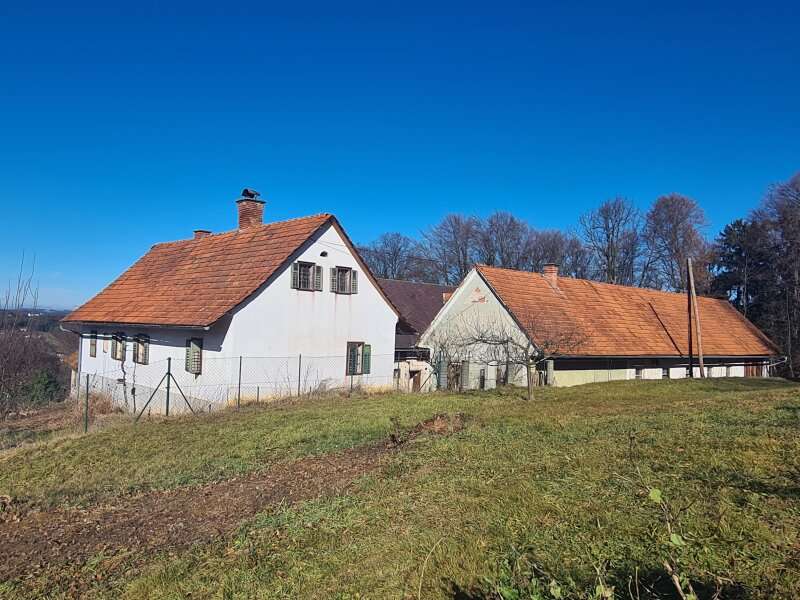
[
  {"xmin": 359, "ymin": 232, "xmax": 421, "ymax": 280},
  {"xmin": 429, "ymin": 308, "xmax": 585, "ymax": 401},
  {"xmin": 0, "ymin": 256, "xmax": 64, "ymax": 418},
  {"xmin": 475, "ymin": 211, "xmax": 536, "ymax": 270},
  {"xmin": 579, "ymin": 197, "xmax": 642, "ymax": 285},
  {"xmin": 530, "ymin": 230, "xmax": 591, "ymax": 279},
  {"xmin": 643, "ymin": 194, "xmax": 708, "ymax": 290},
  {"xmin": 421, "ymin": 214, "xmax": 480, "ymax": 285}
]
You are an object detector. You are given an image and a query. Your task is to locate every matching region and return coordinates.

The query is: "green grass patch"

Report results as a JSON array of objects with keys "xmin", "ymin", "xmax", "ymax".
[{"xmin": 2, "ymin": 378, "xmax": 800, "ymax": 598}]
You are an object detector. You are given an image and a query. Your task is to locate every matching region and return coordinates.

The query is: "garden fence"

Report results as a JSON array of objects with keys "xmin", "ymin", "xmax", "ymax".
[{"xmin": 74, "ymin": 353, "xmax": 400, "ymax": 422}]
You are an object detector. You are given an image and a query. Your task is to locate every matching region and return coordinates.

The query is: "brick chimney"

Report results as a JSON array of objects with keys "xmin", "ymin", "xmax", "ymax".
[
  {"xmin": 236, "ymin": 188, "xmax": 265, "ymax": 230},
  {"xmin": 543, "ymin": 263, "xmax": 559, "ymax": 288},
  {"xmin": 193, "ymin": 229, "xmax": 211, "ymax": 240}
]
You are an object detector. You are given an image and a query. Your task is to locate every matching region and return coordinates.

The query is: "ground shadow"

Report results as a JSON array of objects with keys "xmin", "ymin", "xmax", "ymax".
[{"xmin": 445, "ymin": 566, "xmax": 751, "ymax": 600}]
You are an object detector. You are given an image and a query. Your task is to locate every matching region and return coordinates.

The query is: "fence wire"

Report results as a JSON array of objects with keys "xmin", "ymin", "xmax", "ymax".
[{"xmin": 75, "ymin": 354, "xmax": 401, "ymax": 417}]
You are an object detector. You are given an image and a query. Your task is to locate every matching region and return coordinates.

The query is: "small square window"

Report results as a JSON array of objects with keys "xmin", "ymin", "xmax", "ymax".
[
  {"xmin": 635, "ymin": 367, "xmax": 643, "ymax": 380},
  {"xmin": 346, "ymin": 342, "xmax": 371, "ymax": 375},
  {"xmin": 661, "ymin": 367, "xmax": 669, "ymax": 379}
]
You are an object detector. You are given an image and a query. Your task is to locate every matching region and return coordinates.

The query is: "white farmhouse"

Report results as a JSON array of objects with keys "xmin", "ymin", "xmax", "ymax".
[
  {"xmin": 420, "ymin": 264, "xmax": 778, "ymax": 390},
  {"xmin": 62, "ymin": 189, "xmax": 399, "ymax": 413}
]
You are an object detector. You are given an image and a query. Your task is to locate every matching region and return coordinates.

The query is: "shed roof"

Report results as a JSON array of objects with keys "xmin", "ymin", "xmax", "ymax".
[{"xmin": 476, "ymin": 265, "xmax": 777, "ymax": 358}]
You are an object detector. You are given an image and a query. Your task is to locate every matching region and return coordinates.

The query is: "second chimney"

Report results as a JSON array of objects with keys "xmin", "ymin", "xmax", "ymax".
[
  {"xmin": 236, "ymin": 188, "xmax": 265, "ymax": 230},
  {"xmin": 194, "ymin": 229, "xmax": 211, "ymax": 240},
  {"xmin": 543, "ymin": 263, "xmax": 559, "ymax": 287}
]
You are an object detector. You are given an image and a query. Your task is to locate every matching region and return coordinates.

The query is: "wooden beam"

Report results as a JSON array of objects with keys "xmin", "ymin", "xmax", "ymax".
[{"xmin": 687, "ymin": 258, "xmax": 705, "ymax": 377}]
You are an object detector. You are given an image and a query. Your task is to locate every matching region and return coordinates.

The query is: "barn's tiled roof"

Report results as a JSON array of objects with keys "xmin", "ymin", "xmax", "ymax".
[
  {"xmin": 64, "ymin": 214, "xmax": 334, "ymax": 327},
  {"xmin": 378, "ymin": 278, "xmax": 456, "ymax": 335},
  {"xmin": 476, "ymin": 265, "xmax": 777, "ymax": 358}
]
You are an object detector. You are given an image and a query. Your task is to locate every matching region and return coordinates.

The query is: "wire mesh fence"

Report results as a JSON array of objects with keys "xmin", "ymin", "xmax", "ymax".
[{"xmin": 74, "ymin": 353, "xmax": 400, "ymax": 419}]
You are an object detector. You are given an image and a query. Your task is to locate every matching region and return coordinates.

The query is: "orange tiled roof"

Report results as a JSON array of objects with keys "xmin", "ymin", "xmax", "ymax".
[
  {"xmin": 476, "ymin": 265, "xmax": 777, "ymax": 358},
  {"xmin": 64, "ymin": 214, "xmax": 334, "ymax": 327}
]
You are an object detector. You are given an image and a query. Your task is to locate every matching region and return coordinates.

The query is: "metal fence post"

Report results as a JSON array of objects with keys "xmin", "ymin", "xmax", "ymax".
[
  {"xmin": 256, "ymin": 386, "xmax": 260, "ymax": 403},
  {"xmin": 297, "ymin": 354, "xmax": 302, "ymax": 397},
  {"xmin": 238, "ymin": 355, "xmax": 242, "ymax": 409},
  {"xmin": 165, "ymin": 357, "xmax": 171, "ymax": 417},
  {"xmin": 84, "ymin": 374, "xmax": 89, "ymax": 433}
]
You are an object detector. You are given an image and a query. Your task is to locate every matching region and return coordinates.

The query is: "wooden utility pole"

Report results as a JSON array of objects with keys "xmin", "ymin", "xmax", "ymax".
[
  {"xmin": 687, "ymin": 258, "xmax": 705, "ymax": 377},
  {"xmin": 687, "ymin": 265, "xmax": 694, "ymax": 377}
]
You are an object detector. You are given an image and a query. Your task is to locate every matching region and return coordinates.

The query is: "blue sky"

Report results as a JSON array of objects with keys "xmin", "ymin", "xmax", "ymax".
[{"xmin": 1, "ymin": 2, "xmax": 798, "ymax": 308}]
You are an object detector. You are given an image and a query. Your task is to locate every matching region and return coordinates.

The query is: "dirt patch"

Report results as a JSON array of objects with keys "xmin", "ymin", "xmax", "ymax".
[{"xmin": 0, "ymin": 413, "xmax": 465, "ymax": 588}]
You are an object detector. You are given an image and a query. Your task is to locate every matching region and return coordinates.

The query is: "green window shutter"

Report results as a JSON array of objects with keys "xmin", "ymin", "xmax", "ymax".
[
  {"xmin": 314, "ymin": 265, "xmax": 323, "ymax": 291},
  {"xmin": 351, "ymin": 270, "xmax": 358, "ymax": 294},
  {"xmin": 330, "ymin": 267, "xmax": 338, "ymax": 293},
  {"xmin": 291, "ymin": 262, "xmax": 299, "ymax": 289},
  {"xmin": 362, "ymin": 344, "xmax": 371, "ymax": 374},
  {"xmin": 185, "ymin": 339, "xmax": 192, "ymax": 371},
  {"xmin": 346, "ymin": 343, "xmax": 357, "ymax": 375}
]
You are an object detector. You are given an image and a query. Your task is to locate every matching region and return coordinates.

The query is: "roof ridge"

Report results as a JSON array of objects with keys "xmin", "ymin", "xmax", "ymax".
[
  {"xmin": 378, "ymin": 277, "xmax": 456, "ymax": 289},
  {"xmin": 476, "ymin": 263, "xmax": 727, "ymax": 302},
  {"xmin": 152, "ymin": 213, "xmax": 333, "ymax": 248}
]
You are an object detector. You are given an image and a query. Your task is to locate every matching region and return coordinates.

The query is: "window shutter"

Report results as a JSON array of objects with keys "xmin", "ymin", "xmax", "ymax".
[
  {"xmin": 346, "ymin": 343, "xmax": 357, "ymax": 375},
  {"xmin": 461, "ymin": 360, "xmax": 470, "ymax": 389},
  {"xmin": 89, "ymin": 331, "xmax": 97, "ymax": 357},
  {"xmin": 132, "ymin": 338, "xmax": 139, "ymax": 363},
  {"xmin": 111, "ymin": 336, "xmax": 118, "ymax": 359},
  {"xmin": 351, "ymin": 270, "xmax": 358, "ymax": 294},
  {"xmin": 330, "ymin": 268, "xmax": 338, "ymax": 293},
  {"xmin": 291, "ymin": 262, "xmax": 299, "ymax": 289},
  {"xmin": 139, "ymin": 335, "xmax": 149, "ymax": 365},
  {"xmin": 362, "ymin": 344, "xmax": 371, "ymax": 374},
  {"xmin": 314, "ymin": 265, "xmax": 323, "ymax": 291},
  {"xmin": 185, "ymin": 339, "xmax": 192, "ymax": 371}
]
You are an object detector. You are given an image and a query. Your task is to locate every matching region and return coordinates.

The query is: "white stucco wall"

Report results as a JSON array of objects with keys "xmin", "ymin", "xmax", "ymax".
[{"xmin": 73, "ymin": 222, "xmax": 397, "ymax": 413}]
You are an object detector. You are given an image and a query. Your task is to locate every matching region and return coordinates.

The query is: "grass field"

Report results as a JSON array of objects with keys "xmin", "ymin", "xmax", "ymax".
[{"xmin": 1, "ymin": 378, "xmax": 799, "ymax": 599}]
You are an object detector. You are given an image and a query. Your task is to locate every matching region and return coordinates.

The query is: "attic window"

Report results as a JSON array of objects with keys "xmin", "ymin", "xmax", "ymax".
[
  {"xmin": 291, "ymin": 262, "xmax": 323, "ymax": 291},
  {"xmin": 331, "ymin": 267, "xmax": 358, "ymax": 294}
]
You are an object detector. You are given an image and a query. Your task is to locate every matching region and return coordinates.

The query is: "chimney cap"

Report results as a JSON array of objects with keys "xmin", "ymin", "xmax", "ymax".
[
  {"xmin": 193, "ymin": 229, "xmax": 212, "ymax": 240},
  {"xmin": 237, "ymin": 188, "xmax": 264, "ymax": 203}
]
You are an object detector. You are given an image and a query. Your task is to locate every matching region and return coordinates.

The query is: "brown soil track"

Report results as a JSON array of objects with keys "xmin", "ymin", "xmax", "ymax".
[{"xmin": 0, "ymin": 413, "xmax": 464, "ymax": 586}]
